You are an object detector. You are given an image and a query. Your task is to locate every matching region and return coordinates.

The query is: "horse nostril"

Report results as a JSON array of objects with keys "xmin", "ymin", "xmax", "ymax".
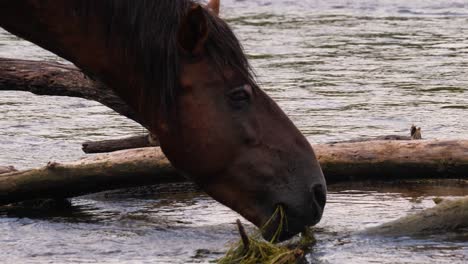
[{"xmin": 312, "ymin": 184, "xmax": 326, "ymax": 210}]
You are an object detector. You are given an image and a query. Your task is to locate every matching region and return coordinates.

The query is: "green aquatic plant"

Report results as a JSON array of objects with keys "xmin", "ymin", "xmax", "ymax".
[{"xmin": 218, "ymin": 205, "xmax": 314, "ymax": 264}]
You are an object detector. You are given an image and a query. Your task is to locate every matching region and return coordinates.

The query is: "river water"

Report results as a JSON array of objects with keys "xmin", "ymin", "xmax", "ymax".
[{"xmin": 1, "ymin": 0, "xmax": 467, "ymax": 263}]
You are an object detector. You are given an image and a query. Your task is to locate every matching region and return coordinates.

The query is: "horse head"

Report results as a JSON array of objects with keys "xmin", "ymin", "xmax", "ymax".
[{"xmin": 156, "ymin": 1, "xmax": 327, "ymax": 241}]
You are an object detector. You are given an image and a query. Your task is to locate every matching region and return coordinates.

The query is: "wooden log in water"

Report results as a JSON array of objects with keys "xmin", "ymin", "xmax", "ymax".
[
  {"xmin": 0, "ymin": 166, "xmax": 17, "ymax": 175},
  {"xmin": 0, "ymin": 58, "xmax": 163, "ymax": 147},
  {"xmin": 79, "ymin": 126, "xmax": 420, "ymax": 154},
  {"xmin": 82, "ymin": 134, "xmax": 160, "ymax": 154},
  {"xmin": 0, "ymin": 57, "xmax": 141, "ymax": 125},
  {"xmin": 315, "ymin": 139, "xmax": 468, "ymax": 183},
  {"xmin": 0, "ymin": 140, "xmax": 467, "ymax": 206},
  {"xmin": 361, "ymin": 196, "xmax": 468, "ymax": 236},
  {"xmin": 0, "ymin": 148, "xmax": 186, "ymax": 206}
]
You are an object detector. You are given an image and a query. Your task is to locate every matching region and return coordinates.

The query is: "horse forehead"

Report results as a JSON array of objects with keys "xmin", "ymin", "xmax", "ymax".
[{"xmin": 180, "ymin": 60, "xmax": 236, "ymax": 86}]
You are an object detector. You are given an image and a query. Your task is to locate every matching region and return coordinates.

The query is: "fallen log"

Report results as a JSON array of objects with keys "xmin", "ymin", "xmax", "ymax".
[
  {"xmin": 82, "ymin": 133, "xmax": 160, "ymax": 154},
  {"xmin": 0, "ymin": 57, "xmax": 163, "ymax": 147},
  {"xmin": 80, "ymin": 126, "xmax": 422, "ymax": 154},
  {"xmin": 316, "ymin": 139, "xmax": 468, "ymax": 183},
  {"xmin": 331, "ymin": 125, "xmax": 422, "ymax": 143},
  {"xmin": 0, "ymin": 166, "xmax": 17, "ymax": 175},
  {"xmin": 0, "ymin": 148, "xmax": 186, "ymax": 206},
  {"xmin": 0, "ymin": 57, "xmax": 141, "ymax": 125},
  {"xmin": 361, "ymin": 196, "xmax": 468, "ymax": 236},
  {"xmin": 1, "ymin": 140, "xmax": 467, "ymax": 206}
]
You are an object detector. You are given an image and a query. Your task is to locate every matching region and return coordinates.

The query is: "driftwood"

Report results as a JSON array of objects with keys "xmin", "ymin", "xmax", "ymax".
[
  {"xmin": 332, "ymin": 125, "xmax": 422, "ymax": 143},
  {"xmin": 0, "ymin": 166, "xmax": 17, "ymax": 175},
  {"xmin": 362, "ymin": 196, "xmax": 468, "ymax": 236},
  {"xmin": 316, "ymin": 139, "xmax": 468, "ymax": 183},
  {"xmin": 82, "ymin": 134, "xmax": 160, "ymax": 154},
  {"xmin": 0, "ymin": 57, "xmax": 164, "ymax": 147},
  {"xmin": 1, "ymin": 140, "xmax": 467, "ymax": 206},
  {"xmin": 82, "ymin": 126, "xmax": 422, "ymax": 154},
  {"xmin": 0, "ymin": 148, "xmax": 186, "ymax": 206},
  {"xmin": 0, "ymin": 57, "xmax": 142, "ymax": 126}
]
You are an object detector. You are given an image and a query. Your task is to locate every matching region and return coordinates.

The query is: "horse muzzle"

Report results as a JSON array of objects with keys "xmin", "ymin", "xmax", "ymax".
[{"xmin": 261, "ymin": 183, "xmax": 327, "ymax": 242}]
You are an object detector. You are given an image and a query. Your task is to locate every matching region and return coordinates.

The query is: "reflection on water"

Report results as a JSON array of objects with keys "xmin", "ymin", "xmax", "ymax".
[
  {"xmin": 1, "ymin": 0, "xmax": 467, "ymax": 263},
  {"xmin": 1, "ymin": 182, "xmax": 466, "ymax": 263},
  {"xmin": 311, "ymin": 181, "xmax": 468, "ymax": 264}
]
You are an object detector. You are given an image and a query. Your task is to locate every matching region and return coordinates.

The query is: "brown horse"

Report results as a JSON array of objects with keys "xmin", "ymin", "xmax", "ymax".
[{"xmin": 0, "ymin": 0, "xmax": 326, "ymax": 241}]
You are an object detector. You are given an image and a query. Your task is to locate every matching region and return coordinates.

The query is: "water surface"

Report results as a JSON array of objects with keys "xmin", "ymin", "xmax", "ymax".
[{"xmin": 1, "ymin": 0, "xmax": 467, "ymax": 263}]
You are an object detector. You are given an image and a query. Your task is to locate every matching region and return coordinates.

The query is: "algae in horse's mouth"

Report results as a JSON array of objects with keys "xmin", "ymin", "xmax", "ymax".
[{"xmin": 217, "ymin": 205, "xmax": 315, "ymax": 264}]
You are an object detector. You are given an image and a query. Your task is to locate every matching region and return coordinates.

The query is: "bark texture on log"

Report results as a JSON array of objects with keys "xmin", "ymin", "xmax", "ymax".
[
  {"xmin": 0, "ymin": 148, "xmax": 186, "ymax": 206},
  {"xmin": 361, "ymin": 196, "xmax": 468, "ymax": 236},
  {"xmin": 315, "ymin": 139, "xmax": 468, "ymax": 183},
  {"xmin": 82, "ymin": 134, "xmax": 160, "ymax": 154},
  {"xmin": 1, "ymin": 140, "xmax": 467, "ymax": 206},
  {"xmin": 0, "ymin": 58, "xmax": 141, "ymax": 125},
  {"xmin": 0, "ymin": 166, "xmax": 17, "ymax": 175}
]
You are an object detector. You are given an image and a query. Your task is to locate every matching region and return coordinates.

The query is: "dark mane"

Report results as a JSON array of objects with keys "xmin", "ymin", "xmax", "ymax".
[{"xmin": 75, "ymin": 0, "xmax": 255, "ymax": 125}]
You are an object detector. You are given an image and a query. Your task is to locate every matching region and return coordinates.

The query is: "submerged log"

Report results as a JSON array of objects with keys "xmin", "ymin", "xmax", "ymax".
[
  {"xmin": 1, "ymin": 140, "xmax": 467, "ymax": 206},
  {"xmin": 0, "ymin": 148, "xmax": 186, "ymax": 206},
  {"xmin": 362, "ymin": 196, "xmax": 468, "ymax": 236},
  {"xmin": 82, "ymin": 134, "xmax": 160, "ymax": 154}
]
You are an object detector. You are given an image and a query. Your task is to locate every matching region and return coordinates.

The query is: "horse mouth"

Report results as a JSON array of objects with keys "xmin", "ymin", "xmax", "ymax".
[
  {"xmin": 261, "ymin": 200, "xmax": 324, "ymax": 242},
  {"xmin": 260, "ymin": 208, "xmax": 301, "ymax": 242}
]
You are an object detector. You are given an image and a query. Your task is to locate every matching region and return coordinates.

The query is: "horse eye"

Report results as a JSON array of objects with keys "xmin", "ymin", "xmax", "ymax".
[
  {"xmin": 228, "ymin": 85, "xmax": 251, "ymax": 102},
  {"xmin": 229, "ymin": 90, "xmax": 249, "ymax": 101}
]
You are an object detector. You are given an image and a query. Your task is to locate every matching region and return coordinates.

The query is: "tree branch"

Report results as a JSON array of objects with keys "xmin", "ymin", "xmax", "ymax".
[
  {"xmin": 82, "ymin": 134, "xmax": 159, "ymax": 154},
  {"xmin": 0, "ymin": 57, "xmax": 142, "ymax": 125}
]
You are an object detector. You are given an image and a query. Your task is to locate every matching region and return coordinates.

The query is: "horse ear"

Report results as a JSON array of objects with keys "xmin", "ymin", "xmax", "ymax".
[
  {"xmin": 206, "ymin": 0, "xmax": 220, "ymax": 16},
  {"xmin": 178, "ymin": 5, "xmax": 209, "ymax": 55}
]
